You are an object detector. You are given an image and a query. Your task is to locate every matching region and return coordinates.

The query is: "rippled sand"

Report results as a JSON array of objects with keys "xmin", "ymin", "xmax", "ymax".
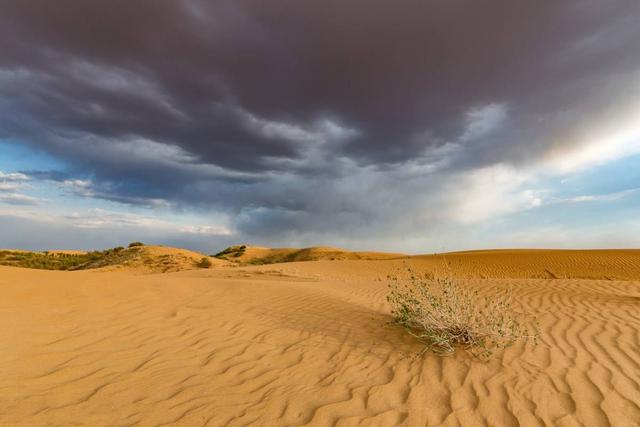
[{"xmin": 1, "ymin": 251, "xmax": 639, "ymax": 425}]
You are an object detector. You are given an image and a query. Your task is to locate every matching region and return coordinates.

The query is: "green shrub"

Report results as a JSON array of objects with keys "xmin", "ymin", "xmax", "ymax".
[
  {"xmin": 196, "ymin": 257, "xmax": 212, "ymax": 268},
  {"xmin": 387, "ymin": 270, "xmax": 537, "ymax": 359},
  {"xmin": 0, "ymin": 245, "xmax": 138, "ymax": 271},
  {"xmin": 128, "ymin": 242, "xmax": 145, "ymax": 248},
  {"xmin": 213, "ymin": 245, "xmax": 246, "ymax": 259}
]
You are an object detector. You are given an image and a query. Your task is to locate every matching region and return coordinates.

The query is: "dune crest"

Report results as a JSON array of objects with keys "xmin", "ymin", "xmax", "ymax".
[{"xmin": 100, "ymin": 245, "xmax": 230, "ymax": 273}]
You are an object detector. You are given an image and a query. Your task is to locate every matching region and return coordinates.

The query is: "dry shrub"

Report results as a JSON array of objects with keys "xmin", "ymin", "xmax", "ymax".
[
  {"xmin": 387, "ymin": 270, "xmax": 537, "ymax": 358},
  {"xmin": 196, "ymin": 257, "xmax": 213, "ymax": 268},
  {"xmin": 0, "ymin": 247, "xmax": 136, "ymax": 271}
]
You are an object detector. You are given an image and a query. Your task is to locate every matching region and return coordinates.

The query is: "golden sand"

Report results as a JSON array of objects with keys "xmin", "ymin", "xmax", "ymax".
[{"xmin": 0, "ymin": 249, "xmax": 639, "ymax": 425}]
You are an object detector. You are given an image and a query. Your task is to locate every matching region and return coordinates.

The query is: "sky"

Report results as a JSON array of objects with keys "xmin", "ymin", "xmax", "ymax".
[{"xmin": 1, "ymin": 0, "xmax": 640, "ymax": 253}]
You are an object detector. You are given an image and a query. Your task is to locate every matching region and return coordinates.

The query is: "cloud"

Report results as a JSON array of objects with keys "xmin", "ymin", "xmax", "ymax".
[
  {"xmin": 59, "ymin": 207, "xmax": 232, "ymax": 236},
  {"xmin": 0, "ymin": 169, "xmax": 44, "ymax": 205},
  {"xmin": 0, "ymin": 1, "xmax": 639, "ymax": 248},
  {"xmin": 562, "ymin": 188, "xmax": 640, "ymax": 203},
  {"xmin": 0, "ymin": 193, "xmax": 43, "ymax": 206},
  {"xmin": 460, "ymin": 103, "xmax": 508, "ymax": 143},
  {"xmin": 447, "ymin": 164, "xmax": 543, "ymax": 224},
  {"xmin": 0, "ymin": 209, "xmax": 235, "ymax": 252},
  {"xmin": 0, "ymin": 172, "xmax": 29, "ymax": 181},
  {"xmin": 178, "ymin": 225, "xmax": 232, "ymax": 236},
  {"xmin": 542, "ymin": 104, "xmax": 640, "ymax": 174},
  {"xmin": 0, "ymin": 205, "xmax": 232, "ymax": 250}
]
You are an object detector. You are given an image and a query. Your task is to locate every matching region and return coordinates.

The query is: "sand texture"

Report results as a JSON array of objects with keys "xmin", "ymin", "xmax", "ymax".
[
  {"xmin": 412, "ymin": 249, "xmax": 640, "ymax": 281},
  {"xmin": 1, "ymin": 250, "xmax": 639, "ymax": 426}
]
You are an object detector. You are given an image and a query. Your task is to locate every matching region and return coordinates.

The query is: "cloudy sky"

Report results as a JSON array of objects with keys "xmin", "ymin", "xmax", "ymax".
[{"xmin": 1, "ymin": 1, "xmax": 640, "ymax": 253}]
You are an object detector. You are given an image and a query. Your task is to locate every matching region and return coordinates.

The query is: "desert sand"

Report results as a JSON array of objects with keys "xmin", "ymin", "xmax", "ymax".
[{"xmin": 1, "ymin": 249, "xmax": 639, "ymax": 426}]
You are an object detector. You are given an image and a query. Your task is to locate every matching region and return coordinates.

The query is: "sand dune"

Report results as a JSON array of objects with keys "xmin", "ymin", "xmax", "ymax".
[
  {"xmin": 213, "ymin": 245, "xmax": 405, "ymax": 265},
  {"xmin": 209, "ymin": 246, "xmax": 640, "ymax": 281},
  {"xmin": 6, "ymin": 245, "xmax": 637, "ymax": 281},
  {"xmin": 0, "ymin": 245, "xmax": 229, "ymax": 273},
  {"xmin": 410, "ymin": 249, "xmax": 640, "ymax": 281},
  {"xmin": 101, "ymin": 245, "xmax": 230, "ymax": 273},
  {"xmin": 1, "ymin": 251, "xmax": 639, "ymax": 425}
]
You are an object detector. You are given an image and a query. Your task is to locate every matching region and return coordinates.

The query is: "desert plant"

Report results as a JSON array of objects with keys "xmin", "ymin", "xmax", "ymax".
[
  {"xmin": 387, "ymin": 270, "xmax": 537, "ymax": 358},
  {"xmin": 128, "ymin": 242, "xmax": 145, "ymax": 248},
  {"xmin": 196, "ymin": 257, "xmax": 212, "ymax": 268},
  {"xmin": 213, "ymin": 245, "xmax": 246, "ymax": 259},
  {"xmin": 0, "ymin": 246, "xmax": 139, "ymax": 271}
]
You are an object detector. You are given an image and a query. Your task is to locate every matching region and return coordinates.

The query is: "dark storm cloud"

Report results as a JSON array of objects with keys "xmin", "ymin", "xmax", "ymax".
[{"xmin": 1, "ymin": 0, "xmax": 640, "ymax": 238}]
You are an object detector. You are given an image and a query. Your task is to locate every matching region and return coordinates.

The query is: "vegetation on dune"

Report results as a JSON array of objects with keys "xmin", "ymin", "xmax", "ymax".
[
  {"xmin": 0, "ymin": 245, "xmax": 219, "ymax": 272},
  {"xmin": 213, "ymin": 245, "xmax": 246, "ymax": 259},
  {"xmin": 213, "ymin": 245, "xmax": 302, "ymax": 265},
  {"xmin": 196, "ymin": 257, "xmax": 212, "ymax": 268},
  {"xmin": 244, "ymin": 252, "xmax": 298, "ymax": 265},
  {"xmin": 0, "ymin": 246, "xmax": 137, "ymax": 271},
  {"xmin": 128, "ymin": 241, "xmax": 145, "ymax": 248},
  {"xmin": 387, "ymin": 269, "xmax": 538, "ymax": 359}
]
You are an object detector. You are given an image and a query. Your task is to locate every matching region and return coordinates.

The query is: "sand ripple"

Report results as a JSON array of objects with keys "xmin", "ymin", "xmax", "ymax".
[{"xmin": 0, "ymin": 261, "xmax": 639, "ymax": 426}]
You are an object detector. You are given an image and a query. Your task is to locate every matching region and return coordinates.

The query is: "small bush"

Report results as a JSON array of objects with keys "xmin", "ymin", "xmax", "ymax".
[
  {"xmin": 196, "ymin": 257, "xmax": 212, "ymax": 268},
  {"xmin": 387, "ymin": 271, "xmax": 537, "ymax": 358},
  {"xmin": 128, "ymin": 242, "xmax": 145, "ymax": 248}
]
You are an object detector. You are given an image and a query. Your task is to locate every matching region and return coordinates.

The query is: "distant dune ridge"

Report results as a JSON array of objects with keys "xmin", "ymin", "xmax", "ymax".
[
  {"xmin": 1, "ymin": 246, "xmax": 639, "ymax": 425},
  {"xmin": 3, "ymin": 244, "xmax": 640, "ymax": 280},
  {"xmin": 0, "ymin": 245, "xmax": 229, "ymax": 273},
  {"xmin": 411, "ymin": 249, "xmax": 640, "ymax": 281},
  {"xmin": 101, "ymin": 245, "xmax": 230, "ymax": 273},
  {"xmin": 213, "ymin": 245, "xmax": 406, "ymax": 265}
]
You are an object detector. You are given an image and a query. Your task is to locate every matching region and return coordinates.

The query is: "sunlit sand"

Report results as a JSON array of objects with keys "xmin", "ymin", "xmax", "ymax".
[{"xmin": 1, "ymin": 248, "xmax": 639, "ymax": 425}]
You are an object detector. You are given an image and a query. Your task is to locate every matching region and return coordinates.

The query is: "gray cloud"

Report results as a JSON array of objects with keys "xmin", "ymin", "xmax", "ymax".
[{"xmin": 1, "ymin": 0, "xmax": 640, "ymax": 244}]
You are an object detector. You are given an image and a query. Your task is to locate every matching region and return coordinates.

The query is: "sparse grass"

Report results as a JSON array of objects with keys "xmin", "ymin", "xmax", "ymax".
[
  {"xmin": 0, "ymin": 247, "xmax": 138, "ymax": 271},
  {"xmin": 196, "ymin": 257, "xmax": 212, "ymax": 268},
  {"xmin": 245, "ymin": 251, "xmax": 299, "ymax": 265},
  {"xmin": 387, "ymin": 270, "xmax": 537, "ymax": 358}
]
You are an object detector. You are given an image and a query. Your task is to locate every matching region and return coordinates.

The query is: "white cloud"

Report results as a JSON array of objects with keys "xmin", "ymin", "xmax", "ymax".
[
  {"xmin": 58, "ymin": 179, "xmax": 93, "ymax": 196},
  {"xmin": 0, "ymin": 171, "xmax": 30, "ymax": 193},
  {"xmin": 0, "ymin": 182, "xmax": 23, "ymax": 191},
  {"xmin": 179, "ymin": 225, "xmax": 232, "ymax": 236},
  {"xmin": 543, "ymin": 101, "xmax": 640, "ymax": 174},
  {"xmin": 0, "ymin": 171, "xmax": 29, "ymax": 181},
  {"xmin": 1, "ymin": 202, "xmax": 231, "ymax": 237},
  {"xmin": 0, "ymin": 170, "xmax": 42, "ymax": 205},
  {"xmin": 562, "ymin": 188, "xmax": 639, "ymax": 203},
  {"xmin": 61, "ymin": 207, "xmax": 232, "ymax": 236},
  {"xmin": 448, "ymin": 164, "xmax": 543, "ymax": 224},
  {"xmin": 0, "ymin": 193, "xmax": 43, "ymax": 206},
  {"xmin": 461, "ymin": 103, "xmax": 508, "ymax": 142}
]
